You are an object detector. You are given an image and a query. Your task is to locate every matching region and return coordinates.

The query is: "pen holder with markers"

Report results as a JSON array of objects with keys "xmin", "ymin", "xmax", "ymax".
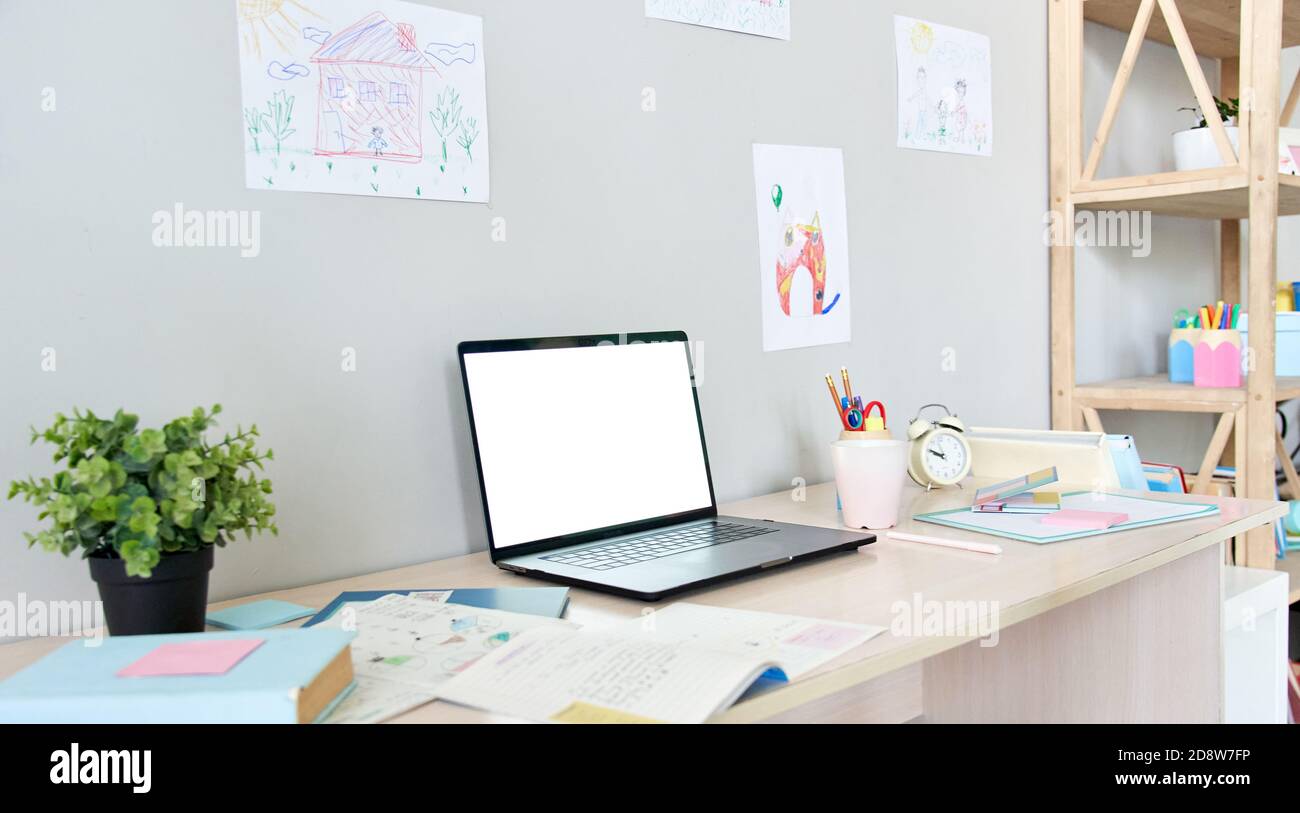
[
  {"xmin": 840, "ymin": 401, "xmax": 892, "ymax": 441},
  {"xmin": 1193, "ymin": 329, "xmax": 1242, "ymax": 388},
  {"xmin": 1168, "ymin": 328, "xmax": 1200, "ymax": 384}
]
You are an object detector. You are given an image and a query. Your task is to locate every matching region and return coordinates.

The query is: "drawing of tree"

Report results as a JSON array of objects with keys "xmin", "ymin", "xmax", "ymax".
[
  {"xmin": 457, "ymin": 117, "xmax": 480, "ymax": 162},
  {"xmin": 244, "ymin": 106, "xmax": 264, "ymax": 154},
  {"xmin": 429, "ymin": 87, "xmax": 463, "ymax": 170},
  {"xmin": 261, "ymin": 90, "xmax": 297, "ymax": 156}
]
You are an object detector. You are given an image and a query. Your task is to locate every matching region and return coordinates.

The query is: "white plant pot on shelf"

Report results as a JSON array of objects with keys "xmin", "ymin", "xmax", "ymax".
[{"xmin": 1172, "ymin": 125, "xmax": 1239, "ymax": 171}]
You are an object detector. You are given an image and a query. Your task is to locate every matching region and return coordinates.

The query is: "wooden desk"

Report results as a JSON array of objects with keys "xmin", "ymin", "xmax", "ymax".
[{"xmin": 0, "ymin": 482, "xmax": 1284, "ymax": 723}]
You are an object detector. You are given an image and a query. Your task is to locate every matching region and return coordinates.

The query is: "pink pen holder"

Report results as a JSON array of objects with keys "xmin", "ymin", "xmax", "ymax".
[{"xmin": 1193, "ymin": 329, "xmax": 1242, "ymax": 388}]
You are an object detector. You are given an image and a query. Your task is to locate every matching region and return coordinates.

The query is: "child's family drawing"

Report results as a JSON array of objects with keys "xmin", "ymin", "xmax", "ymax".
[
  {"xmin": 895, "ymin": 16, "xmax": 992, "ymax": 157},
  {"xmin": 235, "ymin": 0, "xmax": 489, "ymax": 202}
]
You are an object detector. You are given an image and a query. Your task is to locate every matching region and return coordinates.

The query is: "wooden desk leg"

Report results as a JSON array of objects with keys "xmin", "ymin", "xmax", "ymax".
[{"xmin": 920, "ymin": 545, "xmax": 1221, "ymax": 722}]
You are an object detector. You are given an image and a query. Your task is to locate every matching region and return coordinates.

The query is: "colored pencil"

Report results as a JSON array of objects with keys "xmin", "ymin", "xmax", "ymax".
[{"xmin": 825, "ymin": 375, "xmax": 849, "ymax": 430}]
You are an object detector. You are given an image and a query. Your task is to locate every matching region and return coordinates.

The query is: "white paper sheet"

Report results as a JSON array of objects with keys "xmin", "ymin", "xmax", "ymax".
[
  {"xmin": 321, "ymin": 677, "xmax": 437, "ymax": 724},
  {"xmin": 408, "ymin": 590, "xmax": 453, "ymax": 603},
  {"xmin": 624, "ymin": 603, "xmax": 884, "ymax": 679},
  {"xmin": 916, "ymin": 492, "xmax": 1218, "ymax": 543},
  {"xmin": 895, "ymin": 16, "xmax": 992, "ymax": 156},
  {"xmin": 316, "ymin": 595, "xmax": 575, "ymax": 723},
  {"xmin": 646, "ymin": 0, "xmax": 791, "ymax": 41},
  {"xmin": 752, "ymin": 144, "xmax": 852, "ymax": 352},
  {"xmin": 235, "ymin": 0, "xmax": 489, "ymax": 202},
  {"xmin": 438, "ymin": 626, "xmax": 779, "ymax": 724}
]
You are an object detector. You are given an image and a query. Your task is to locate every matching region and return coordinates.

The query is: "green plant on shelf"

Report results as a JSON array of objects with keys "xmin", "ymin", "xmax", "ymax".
[{"xmin": 1179, "ymin": 96, "xmax": 1239, "ymax": 129}]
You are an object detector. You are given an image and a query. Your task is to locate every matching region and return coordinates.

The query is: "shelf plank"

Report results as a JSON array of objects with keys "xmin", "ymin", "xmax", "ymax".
[
  {"xmin": 1075, "ymin": 375, "xmax": 1300, "ymax": 412},
  {"xmin": 1084, "ymin": 0, "xmax": 1300, "ymax": 59},
  {"xmin": 1074, "ymin": 174, "xmax": 1300, "ymax": 219}
]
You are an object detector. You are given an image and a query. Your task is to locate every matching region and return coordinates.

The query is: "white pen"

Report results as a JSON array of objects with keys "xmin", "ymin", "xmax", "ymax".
[{"xmin": 886, "ymin": 530, "xmax": 1003, "ymax": 555}]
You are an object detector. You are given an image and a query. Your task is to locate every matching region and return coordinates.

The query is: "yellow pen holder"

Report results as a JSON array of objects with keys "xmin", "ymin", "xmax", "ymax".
[{"xmin": 1277, "ymin": 283, "xmax": 1294, "ymax": 313}]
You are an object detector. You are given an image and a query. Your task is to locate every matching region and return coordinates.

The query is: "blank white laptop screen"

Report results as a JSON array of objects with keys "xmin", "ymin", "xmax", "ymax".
[{"xmin": 463, "ymin": 341, "xmax": 714, "ymax": 550}]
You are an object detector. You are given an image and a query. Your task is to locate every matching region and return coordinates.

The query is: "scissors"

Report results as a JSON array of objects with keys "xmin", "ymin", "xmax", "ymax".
[{"xmin": 841, "ymin": 397, "xmax": 865, "ymax": 431}]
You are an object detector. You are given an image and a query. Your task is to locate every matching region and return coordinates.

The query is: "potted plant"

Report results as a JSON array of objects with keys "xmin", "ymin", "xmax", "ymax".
[
  {"xmin": 1174, "ymin": 96, "xmax": 1240, "ymax": 171},
  {"xmin": 7, "ymin": 405, "xmax": 277, "ymax": 635}
]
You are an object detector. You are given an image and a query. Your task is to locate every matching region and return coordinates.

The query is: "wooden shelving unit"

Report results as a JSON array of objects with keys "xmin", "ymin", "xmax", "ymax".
[
  {"xmin": 1049, "ymin": 0, "xmax": 1300, "ymax": 569},
  {"xmin": 1074, "ymin": 172, "xmax": 1300, "ymax": 219}
]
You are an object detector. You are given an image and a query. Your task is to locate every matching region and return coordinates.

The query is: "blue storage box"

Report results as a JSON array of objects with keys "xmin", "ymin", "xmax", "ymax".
[{"xmin": 1236, "ymin": 311, "xmax": 1300, "ymax": 377}]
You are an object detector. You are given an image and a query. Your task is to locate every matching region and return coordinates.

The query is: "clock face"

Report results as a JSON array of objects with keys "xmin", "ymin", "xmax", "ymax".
[{"xmin": 922, "ymin": 431, "xmax": 969, "ymax": 484}]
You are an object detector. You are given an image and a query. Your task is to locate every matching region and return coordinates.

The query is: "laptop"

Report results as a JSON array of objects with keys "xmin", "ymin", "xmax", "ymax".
[{"xmin": 457, "ymin": 331, "xmax": 874, "ymax": 600}]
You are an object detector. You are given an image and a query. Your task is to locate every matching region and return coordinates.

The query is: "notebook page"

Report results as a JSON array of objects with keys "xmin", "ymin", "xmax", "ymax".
[
  {"xmin": 623, "ymin": 603, "xmax": 883, "ymax": 679},
  {"xmin": 314, "ymin": 595, "xmax": 576, "ymax": 723},
  {"xmin": 437, "ymin": 626, "xmax": 776, "ymax": 724}
]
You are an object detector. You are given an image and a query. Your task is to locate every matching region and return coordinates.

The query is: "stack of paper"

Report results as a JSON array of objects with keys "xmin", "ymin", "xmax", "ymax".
[{"xmin": 313, "ymin": 594, "xmax": 576, "ymax": 724}]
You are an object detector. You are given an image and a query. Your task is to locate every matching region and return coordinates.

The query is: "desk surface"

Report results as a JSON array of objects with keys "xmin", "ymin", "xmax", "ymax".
[{"xmin": 0, "ymin": 481, "xmax": 1284, "ymax": 723}]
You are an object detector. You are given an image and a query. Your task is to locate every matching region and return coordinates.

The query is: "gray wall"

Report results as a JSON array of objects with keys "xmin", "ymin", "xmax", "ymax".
[{"xmin": 0, "ymin": 0, "xmax": 1049, "ymax": 614}]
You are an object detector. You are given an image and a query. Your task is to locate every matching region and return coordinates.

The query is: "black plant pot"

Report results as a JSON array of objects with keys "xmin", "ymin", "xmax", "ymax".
[{"xmin": 88, "ymin": 546, "xmax": 214, "ymax": 636}]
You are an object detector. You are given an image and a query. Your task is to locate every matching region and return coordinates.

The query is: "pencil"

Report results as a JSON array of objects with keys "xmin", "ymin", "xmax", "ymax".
[
  {"xmin": 841, "ymin": 367, "xmax": 854, "ymax": 404},
  {"xmin": 825, "ymin": 375, "xmax": 845, "ymax": 425}
]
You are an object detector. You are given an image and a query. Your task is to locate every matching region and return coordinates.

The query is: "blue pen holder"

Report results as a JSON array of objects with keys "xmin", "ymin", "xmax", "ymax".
[{"xmin": 1168, "ymin": 328, "xmax": 1200, "ymax": 384}]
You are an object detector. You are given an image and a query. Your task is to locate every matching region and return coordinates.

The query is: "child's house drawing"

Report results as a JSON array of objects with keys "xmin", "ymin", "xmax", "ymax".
[{"xmin": 311, "ymin": 11, "xmax": 440, "ymax": 162}]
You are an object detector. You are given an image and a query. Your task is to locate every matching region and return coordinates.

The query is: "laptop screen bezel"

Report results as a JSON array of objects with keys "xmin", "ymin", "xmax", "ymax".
[{"xmin": 457, "ymin": 331, "xmax": 719, "ymax": 562}]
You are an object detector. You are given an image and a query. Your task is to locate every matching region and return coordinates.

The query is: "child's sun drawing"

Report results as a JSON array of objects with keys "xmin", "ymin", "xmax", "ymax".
[
  {"xmin": 238, "ymin": 0, "xmax": 324, "ymax": 57},
  {"xmin": 909, "ymin": 22, "xmax": 934, "ymax": 55}
]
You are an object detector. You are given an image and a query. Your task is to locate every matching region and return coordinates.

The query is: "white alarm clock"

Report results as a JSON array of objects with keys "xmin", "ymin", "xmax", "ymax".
[{"xmin": 906, "ymin": 404, "xmax": 972, "ymax": 489}]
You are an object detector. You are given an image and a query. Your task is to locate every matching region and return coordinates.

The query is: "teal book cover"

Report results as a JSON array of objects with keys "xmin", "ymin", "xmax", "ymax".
[
  {"xmin": 302, "ymin": 587, "xmax": 570, "ymax": 626},
  {"xmin": 0, "ymin": 628, "xmax": 354, "ymax": 724}
]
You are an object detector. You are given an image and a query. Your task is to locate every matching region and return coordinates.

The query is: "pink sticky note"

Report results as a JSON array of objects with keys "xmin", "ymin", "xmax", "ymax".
[
  {"xmin": 1040, "ymin": 509, "xmax": 1129, "ymax": 530},
  {"xmin": 117, "ymin": 638, "xmax": 264, "ymax": 678},
  {"xmin": 783, "ymin": 624, "xmax": 864, "ymax": 651}
]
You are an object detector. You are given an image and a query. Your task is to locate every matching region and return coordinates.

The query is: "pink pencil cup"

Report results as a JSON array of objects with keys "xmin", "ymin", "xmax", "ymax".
[
  {"xmin": 1193, "ymin": 329, "xmax": 1242, "ymax": 388},
  {"xmin": 831, "ymin": 439, "xmax": 908, "ymax": 530}
]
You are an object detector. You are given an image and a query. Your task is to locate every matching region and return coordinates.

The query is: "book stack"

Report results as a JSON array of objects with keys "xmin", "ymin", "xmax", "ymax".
[
  {"xmin": 0, "ymin": 628, "xmax": 356, "ymax": 724},
  {"xmin": 972, "ymin": 467, "xmax": 1061, "ymax": 514}
]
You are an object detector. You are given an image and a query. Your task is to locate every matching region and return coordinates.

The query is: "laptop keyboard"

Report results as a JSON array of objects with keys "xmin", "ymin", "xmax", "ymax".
[{"xmin": 540, "ymin": 522, "xmax": 778, "ymax": 571}]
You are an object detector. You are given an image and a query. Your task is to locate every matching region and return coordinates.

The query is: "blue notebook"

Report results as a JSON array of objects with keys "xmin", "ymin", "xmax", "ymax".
[
  {"xmin": 0, "ymin": 628, "xmax": 355, "ymax": 724},
  {"xmin": 302, "ymin": 587, "xmax": 570, "ymax": 627},
  {"xmin": 207, "ymin": 599, "xmax": 317, "ymax": 630}
]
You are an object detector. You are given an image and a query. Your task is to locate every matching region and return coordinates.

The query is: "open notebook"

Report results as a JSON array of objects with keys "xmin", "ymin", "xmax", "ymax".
[{"xmin": 437, "ymin": 603, "xmax": 884, "ymax": 724}]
